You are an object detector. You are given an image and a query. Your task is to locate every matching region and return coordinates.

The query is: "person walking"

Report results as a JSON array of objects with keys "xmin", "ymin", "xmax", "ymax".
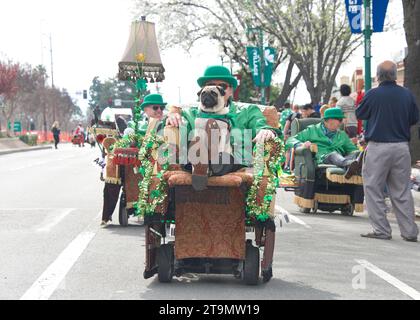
[
  {"xmin": 356, "ymin": 60, "xmax": 419, "ymax": 242},
  {"xmin": 51, "ymin": 121, "xmax": 60, "ymax": 149},
  {"xmin": 337, "ymin": 84, "xmax": 358, "ymax": 139}
]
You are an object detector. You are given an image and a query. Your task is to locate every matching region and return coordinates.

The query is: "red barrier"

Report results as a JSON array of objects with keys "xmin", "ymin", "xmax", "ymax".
[{"xmin": 17, "ymin": 130, "xmax": 74, "ymax": 143}]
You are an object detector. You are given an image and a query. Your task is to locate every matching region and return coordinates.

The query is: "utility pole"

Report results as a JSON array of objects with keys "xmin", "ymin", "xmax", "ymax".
[
  {"xmin": 50, "ymin": 33, "xmax": 56, "ymax": 122},
  {"xmin": 363, "ymin": 0, "xmax": 372, "ymax": 131},
  {"xmin": 257, "ymin": 28, "xmax": 266, "ymax": 105}
]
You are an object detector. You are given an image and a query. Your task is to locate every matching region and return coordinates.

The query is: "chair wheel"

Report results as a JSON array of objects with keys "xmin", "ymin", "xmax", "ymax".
[
  {"xmin": 300, "ymin": 207, "xmax": 311, "ymax": 214},
  {"xmin": 118, "ymin": 193, "xmax": 129, "ymax": 227},
  {"xmin": 312, "ymin": 200, "xmax": 319, "ymax": 214},
  {"xmin": 262, "ymin": 267, "xmax": 273, "ymax": 283},
  {"xmin": 341, "ymin": 203, "xmax": 355, "ymax": 216},
  {"xmin": 244, "ymin": 244, "xmax": 260, "ymax": 285},
  {"xmin": 157, "ymin": 244, "xmax": 174, "ymax": 283}
]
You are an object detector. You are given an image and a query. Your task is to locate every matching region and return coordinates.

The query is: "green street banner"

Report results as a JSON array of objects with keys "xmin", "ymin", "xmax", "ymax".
[
  {"xmin": 247, "ymin": 46, "xmax": 276, "ymax": 87},
  {"xmin": 263, "ymin": 47, "xmax": 276, "ymax": 87},
  {"xmin": 247, "ymin": 47, "xmax": 261, "ymax": 87}
]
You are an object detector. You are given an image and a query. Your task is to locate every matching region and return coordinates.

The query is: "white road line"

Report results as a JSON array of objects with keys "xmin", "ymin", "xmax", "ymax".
[
  {"xmin": 356, "ymin": 259, "xmax": 420, "ymax": 300},
  {"xmin": 20, "ymin": 211, "xmax": 102, "ymax": 300},
  {"xmin": 36, "ymin": 209, "xmax": 75, "ymax": 232},
  {"xmin": 275, "ymin": 205, "xmax": 312, "ymax": 229}
]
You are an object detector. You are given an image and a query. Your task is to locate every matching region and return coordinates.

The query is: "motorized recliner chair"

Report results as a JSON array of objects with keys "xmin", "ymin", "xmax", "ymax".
[{"xmin": 290, "ymin": 118, "xmax": 364, "ymax": 216}]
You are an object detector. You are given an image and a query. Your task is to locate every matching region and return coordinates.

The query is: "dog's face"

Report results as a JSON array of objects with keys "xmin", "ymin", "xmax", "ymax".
[{"xmin": 197, "ymin": 86, "xmax": 227, "ymax": 114}]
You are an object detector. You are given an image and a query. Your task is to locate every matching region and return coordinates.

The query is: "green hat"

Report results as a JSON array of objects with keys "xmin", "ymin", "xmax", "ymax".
[
  {"xmin": 197, "ymin": 65, "xmax": 238, "ymax": 89},
  {"xmin": 324, "ymin": 107, "xmax": 345, "ymax": 120},
  {"xmin": 140, "ymin": 94, "xmax": 167, "ymax": 109}
]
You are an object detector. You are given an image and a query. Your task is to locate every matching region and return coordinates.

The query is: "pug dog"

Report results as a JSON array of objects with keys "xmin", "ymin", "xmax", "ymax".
[{"xmin": 197, "ymin": 85, "xmax": 229, "ymax": 115}]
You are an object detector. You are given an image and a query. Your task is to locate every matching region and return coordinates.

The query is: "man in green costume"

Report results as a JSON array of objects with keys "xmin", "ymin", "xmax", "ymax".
[
  {"xmin": 100, "ymin": 93, "xmax": 167, "ymax": 226},
  {"xmin": 165, "ymin": 65, "xmax": 278, "ymax": 170},
  {"xmin": 285, "ymin": 107, "xmax": 361, "ymax": 179}
]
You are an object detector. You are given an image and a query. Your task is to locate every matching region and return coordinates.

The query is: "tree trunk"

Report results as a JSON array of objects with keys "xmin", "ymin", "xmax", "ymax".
[
  {"xmin": 403, "ymin": 0, "xmax": 420, "ymax": 164},
  {"xmin": 274, "ymin": 60, "xmax": 302, "ymax": 109}
]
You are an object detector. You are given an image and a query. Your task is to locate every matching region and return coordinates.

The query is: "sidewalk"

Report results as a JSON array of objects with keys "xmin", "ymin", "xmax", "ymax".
[
  {"xmin": 0, "ymin": 138, "xmax": 53, "ymax": 155},
  {"xmin": 0, "ymin": 145, "xmax": 53, "ymax": 156}
]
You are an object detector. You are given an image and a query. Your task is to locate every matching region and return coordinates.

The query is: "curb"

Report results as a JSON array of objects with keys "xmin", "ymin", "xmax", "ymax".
[{"xmin": 0, "ymin": 145, "xmax": 53, "ymax": 156}]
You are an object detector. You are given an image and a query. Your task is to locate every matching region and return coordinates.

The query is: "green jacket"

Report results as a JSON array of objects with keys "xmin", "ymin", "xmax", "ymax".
[
  {"xmin": 280, "ymin": 108, "xmax": 292, "ymax": 130},
  {"xmin": 179, "ymin": 102, "xmax": 278, "ymax": 166},
  {"xmin": 285, "ymin": 122, "xmax": 357, "ymax": 164},
  {"xmin": 137, "ymin": 116, "xmax": 151, "ymax": 137}
]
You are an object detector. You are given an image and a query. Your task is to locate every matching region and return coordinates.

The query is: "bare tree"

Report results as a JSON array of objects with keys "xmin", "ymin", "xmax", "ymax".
[
  {"xmin": 133, "ymin": 0, "xmax": 302, "ymax": 107},
  {"xmin": 243, "ymin": 0, "xmax": 363, "ymax": 104},
  {"xmin": 402, "ymin": 0, "xmax": 420, "ymax": 162}
]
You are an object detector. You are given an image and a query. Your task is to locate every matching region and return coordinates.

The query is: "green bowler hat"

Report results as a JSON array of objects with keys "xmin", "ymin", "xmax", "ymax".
[
  {"xmin": 197, "ymin": 65, "xmax": 238, "ymax": 89},
  {"xmin": 323, "ymin": 107, "xmax": 345, "ymax": 120},
  {"xmin": 140, "ymin": 94, "xmax": 167, "ymax": 109}
]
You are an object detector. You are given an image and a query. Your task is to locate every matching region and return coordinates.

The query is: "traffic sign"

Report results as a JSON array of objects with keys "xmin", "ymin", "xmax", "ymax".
[{"xmin": 13, "ymin": 121, "xmax": 22, "ymax": 132}]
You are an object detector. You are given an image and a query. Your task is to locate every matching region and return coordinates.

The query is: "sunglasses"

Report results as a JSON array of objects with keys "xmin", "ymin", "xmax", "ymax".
[
  {"xmin": 152, "ymin": 105, "xmax": 165, "ymax": 111},
  {"xmin": 206, "ymin": 83, "xmax": 231, "ymax": 90}
]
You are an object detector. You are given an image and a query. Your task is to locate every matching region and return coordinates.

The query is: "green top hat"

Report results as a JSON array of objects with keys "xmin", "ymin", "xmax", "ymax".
[
  {"xmin": 197, "ymin": 65, "xmax": 238, "ymax": 89},
  {"xmin": 140, "ymin": 94, "xmax": 167, "ymax": 109},
  {"xmin": 323, "ymin": 107, "xmax": 345, "ymax": 120}
]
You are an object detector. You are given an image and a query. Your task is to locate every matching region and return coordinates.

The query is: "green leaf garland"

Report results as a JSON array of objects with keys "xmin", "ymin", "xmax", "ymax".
[{"xmin": 246, "ymin": 138, "xmax": 284, "ymax": 222}]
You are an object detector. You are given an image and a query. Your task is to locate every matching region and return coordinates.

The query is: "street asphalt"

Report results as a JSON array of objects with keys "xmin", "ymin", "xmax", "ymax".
[{"xmin": 0, "ymin": 144, "xmax": 419, "ymax": 300}]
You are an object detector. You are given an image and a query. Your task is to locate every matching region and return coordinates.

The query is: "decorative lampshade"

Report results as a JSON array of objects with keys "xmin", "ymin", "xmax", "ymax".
[{"xmin": 118, "ymin": 18, "xmax": 165, "ymax": 82}]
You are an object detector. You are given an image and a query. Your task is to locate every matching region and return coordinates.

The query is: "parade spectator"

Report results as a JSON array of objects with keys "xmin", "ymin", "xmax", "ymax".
[
  {"xmin": 285, "ymin": 108, "xmax": 361, "ymax": 179},
  {"xmin": 356, "ymin": 60, "xmax": 419, "ymax": 242},
  {"xmin": 329, "ymin": 97, "xmax": 338, "ymax": 108},
  {"xmin": 301, "ymin": 103, "xmax": 321, "ymax": 119},
  {"xmin": 51, "ymin": 121, "xmax": 60, "ymax": 150},
  {"xmin": 283, "ymin": 104, "xmax": 301, "ymax": 141},
  {"xmin": 337, "ymin": 84, "xmax": 357, "ymax": 138},
  {"xmin": 74, "ymin": 123, "xmax": 85, "ymax": 147},
  {"xmin": 355, "ymin": 88, "xmax": 365, "ymax": 135},
  {"xmin": 411, "ymin": 169, "xmax": 420, "ymax": 192},
  {"xmin": 280, "ymin": 102, "xmax": 292, "ymax": 131},
  {"xmin": 320, "ymin": 104, "xmax": 330, "ymax": 118}
]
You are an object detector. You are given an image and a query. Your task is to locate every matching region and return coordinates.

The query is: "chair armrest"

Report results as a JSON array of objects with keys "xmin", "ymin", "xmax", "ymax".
[
  {"xmin": 295, "ymin": 146, "xmax": 307, "ymax": 156},
  {"xmin": 293, "ymin": 146, "xmax": 316, "ymax": 180}
]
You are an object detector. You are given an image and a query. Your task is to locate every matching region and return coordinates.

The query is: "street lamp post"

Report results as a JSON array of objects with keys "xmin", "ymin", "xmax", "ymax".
[{"xmin": 363, "ymin": 0, "xmax": 372, "ymax": 92}]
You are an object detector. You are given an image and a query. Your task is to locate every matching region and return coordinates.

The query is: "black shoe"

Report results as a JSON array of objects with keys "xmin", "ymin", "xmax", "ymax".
[
  {"xmin": 345, "ymin": 161, "xmax": 359, "ymax": 179},
  {"xmin": 361, "ymin": 232, "xmax": 392, "ymax": 240},
  {"xmin": 402, "ymin": 236, "xmax": 418, "ymax": 242}
]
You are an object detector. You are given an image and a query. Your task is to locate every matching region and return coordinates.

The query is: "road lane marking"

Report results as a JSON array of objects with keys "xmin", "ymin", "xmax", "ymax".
[
  {"xmin": 20, "ymin": 211, "xmax": 102, "ymax": 300},
  {"xmin": 276, "ymin": 205, "xmax": 312, "ymax": 229},
  {"xmin": 36, "ymin": 209, "xmax": 75, "ymax": 232},
  {"xmin": 356, "ymin": 259, "xmax": 420, "ymax": 300}
]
